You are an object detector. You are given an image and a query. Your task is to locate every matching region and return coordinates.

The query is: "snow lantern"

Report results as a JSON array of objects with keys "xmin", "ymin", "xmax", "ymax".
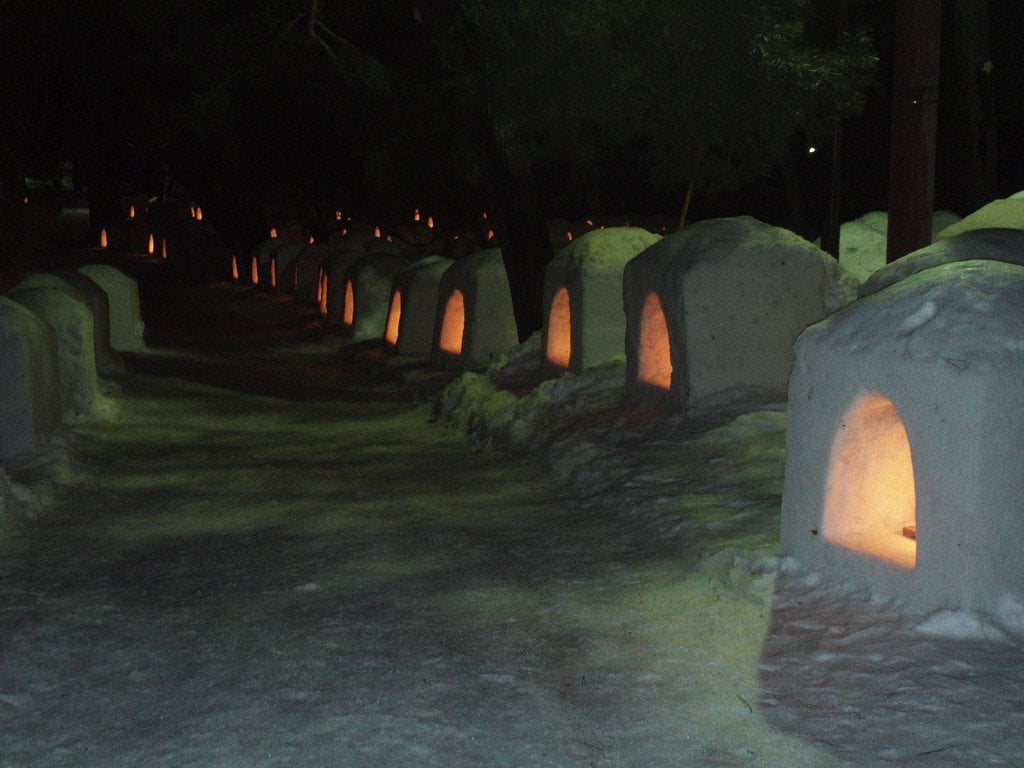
[
  {"xmin": 268, "ymin": 241, "xmax": 305, "ymax": 291},
  {"xmin": 781, "ymin": 260, "xmax": 1024, "ymax": 617},
  {"xmin": 17, "ymin": 272, "xmax": 123, "ymax": 377},
  {"xmin": 248, "ymin": 239, "xmax": 280, "ymax": 286},
  {"xmin": 6, "ymin": 285, "xmax": 99, "ymax": 418},
  {"xmin": 385, "ymin": 255, "xmax": 454, "ymax": 358},
  {"xmin": 541, "ymin": 227, "xmax": 661, "ymax": 375},
  {"xmin": 77, "ymin": 264, "xmax": 147, "ymax": 352},
  {"xmin": 432, "ymin": 249, "xmax": 518, "ymax": 370},
  {"xmin": 622, "ymin": 216, "xmax": 855, "ymax": 413},
  {"xmin": 859, "ymin": 228, "xmax": 1024, "ymax": 298},
  {"xmin": 340, "ymin": 253, "xmax": 410, "ymax": 340},
  {"xmin": 319, "ymin": 249, "xmax": 364, "ymax": 324},
  {"xmin": 934, "ymin": 198, "xmax": 1024, "ymax": 240},
  {"xmin": 0, "ymin": 297, "xmax": 61, "ymax": 461},
  {"xmin": 282, "ymin": 244, "xmax": 332, "ymax": 304}
]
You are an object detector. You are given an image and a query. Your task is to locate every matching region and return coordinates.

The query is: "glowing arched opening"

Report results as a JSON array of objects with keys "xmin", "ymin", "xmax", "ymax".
[
  {"xmin": 147, "ymin": 233, "xmax": 155, "ymax": 254},
  {"xmin": 270, "ymin": 257, "xmax": 277, "ymax": 288},
  {"xmin": 546, "ymin": 286, "xmax": 572, "ymax": 368},
  {"xmin": 823, "ymin": 393, "xmax": 917, "ymax": 569},
  {"xmin": 250, "ymin": 256, "xmax": 259, "ymax": 285},
  {"xmin": 343, "ymin": 280, "xmax": 355, "ymax": 325},
  {"xmin": 385, "ymin": 290, "xmax": 402, "ymax": 345},
  {"xmin": 317, "ymin": 270, "xmax": 328, "ymax": 316},
  {"xmin": 161, "ymin": 237, "xmax": 168, "ymax": 259},
  {"xmin": 231, "ymin": 255, "xmax": 239, "ymax": 281},
  {"xmin": 99, "ymin": 229, "xmax": 108, "ymax": 249},
  {"xmin": 439, "ymin": 290, "xmax": 466, "ymax": 355},
  {"xmin": 638, "ymin": 293, "xmax": 672, "ymax": 389}
]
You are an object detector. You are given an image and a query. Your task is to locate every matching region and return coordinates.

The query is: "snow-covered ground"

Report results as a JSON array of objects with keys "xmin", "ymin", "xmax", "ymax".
[{"xmin": 1, "ymin": 279, "xmax": 1022, "ymax": 767}]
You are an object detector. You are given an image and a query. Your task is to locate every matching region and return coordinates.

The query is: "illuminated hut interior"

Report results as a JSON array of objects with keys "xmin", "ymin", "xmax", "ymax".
[
  {"xmin": 541, "ymin": 227, "xmax": 661, "ymax": 375},
  {"xmin": 0, "ymin": 297, "xmax": 61, "ymax": 461},
  {"xmin": 339, "ymin": 253, "xmax": 410, "ymax": 340},
  {"xmin": 6, "ymin": 285, "xmax": 99, "ymax": 418},
  {"xmin": 622, "ymin": 216, "xmax": 854, "ymax": 413},
  {"xmin": 781, "ymin": 260, "xmax": 1024, "ymax": 616},
  {"xmin": 386, "ymin": 255, "xmax": 454, "ymax": 358},
  {"xmin": 77, "ymin": 264, "xmax": 147, "ymax": 352},
  {"xmin": 432, "ymin": 249, "xmax": 518, "ymax": 370}
]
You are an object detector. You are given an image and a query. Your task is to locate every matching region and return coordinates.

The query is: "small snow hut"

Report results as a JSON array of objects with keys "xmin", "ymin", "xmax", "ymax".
[
  {"xmin": 432, "ymin": 249, "xmax": 518, "ymax": 370},
  {"xmin": 268, "ymin": 241, "xmax": 305, "ymax": 291},
  {"xmin": 319, "ymin": 249, "xmax": 364, "ymax": 324},
  {"xmin": 541, "ymin": 227, "xmax": 661, "ymax": 375},
  {"xmin": 622, "ymin": 216, "xmax": 854, "ymax": 413},
  {"xmin": 6, "ymin": 285, "xmax": 98, "ymax": 418},
  {"xmin": 0, "ymin": 297, "xmax": 61, "ymax": 461},
  {"xmin": 248, "ymin": 239, "xmax": 280, "ymax": 286},
  {"xmin": 341, "ymin": 253, "xmax": 410, "ymax": 340},
  {"xmin": 78, "ymin": 265, "xmax": 146, "ymax": 352},
  {"xmin": 781, "ymin": 260, "xmax": 1024, "ymax": 617},
  {"xmin": 385, "ymin": 255, "xmax": 454, "ymax": 358},
  {"xmin": 282, "ymin": 244, "xmax": 332, "ymax": 304},
  {"xmin": 935, "ymin": 198, "xmax": 1024, "ymax": 240}
]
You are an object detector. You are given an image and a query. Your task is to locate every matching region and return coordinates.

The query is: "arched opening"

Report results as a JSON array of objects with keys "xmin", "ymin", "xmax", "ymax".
[
  {"xmin": 250, "ymin": 256, "xmax": 259, "ymax": 285},
  {"xmin": 161, "ymin": 237, "xmax": 168, "ymax": 259},
  {"xmin": 546, "ymin": 286, "xmax": 571, "ymax": 368},
  {"xmin": 385, "ymin": 290, "xmax": 402, "ymax": 345},
  {"xmin": 317, "ymin": 270, "xmax": 328, "ymax": 316},
  {"xmin": 638, "ymin": 292, "xmax": 672, "ymax": 389},
  {"xmin": 147, "ymin": 233, "xmax": 155, "ymax": 254},
  {"xmin": 231, "ymin": 255, "xmax": 239, "ymax": 281},
  {"xmin": 270, "ymin": 257, "xmax": 277, "ymax": 288},
  {"xmin": 439, "ymin": 289, "xmax": 465, "ymax": 355},
  {"xmin": 343, "ymin": 280, "xmax": 355, "ymax": 325},
  {"xmin": 99, "ymin": 228, "xmax": 108, "ymax": 249},
  {"xmin": 823, "ymin": 393, "xmax": 917, "ymax": 569}
]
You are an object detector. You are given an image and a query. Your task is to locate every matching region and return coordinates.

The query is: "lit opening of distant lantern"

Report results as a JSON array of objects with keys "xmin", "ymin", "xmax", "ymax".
[
  {"xmin": 638, "ymin": 292, "xmax": 672, "ymax": 389},
  {"xmin": 546, "ymin": 286, "xmax": 571, "ymax": 368},
  {"xmin": 374, "ymin": 226, "xmax": 381, "ymax": 239},
  {"xmin": 413, "ymin": 208, "xmax": 421, "ymax": 222},
  {"xmin": 823, "ymin": 393, "xmax": 917, "ymax": 569},
  {"xmin": 384, "ymin": 290, "xmax": 402, "ymax": 345},
  {"xmin": 147, "ymin": 233, "xmax": 155, "ymax": 254},
  {"xmin": 308, "ymin": 235, "xmax": 314, "ymax": 244},
  {"xmin": 196, "ymin": 206, "xmax": 203, "ymax": 220},
  {"xmin": 270, "ymin": 257, "xmax": 277, "ymax": 288},
  {"xmin": 129, "ymin": 205, "xmax": 136, "ymax": 218},
  {"xmin": 270, "ymin": 227, "xmax": 278, "ymax": 238},
  {"xmin": 335, "ymin": 210, "xmax": 342, "ymax": 221},
  {"xmin": 487, "ymin": 229, "xmax": 495, "ymax": 241},
  {"xmin": 439, "ymin": 289, "xmax": 466, "ymax": 355},
  {"xmin": 427, "ymin": 216, "xmax": 434, "ymax": 229},
  {"xmin": 343, "ymin": 280, "xmax": 355, "ymax": 325},
  {"xmin": 250, "ymin": 256, "xmax": 259, "ymax": 285},
  {"xmin": 318, "ymin": 270, "xmax": 328, "ymax": 316},
  {"xmin": 99, "ymin": 229, "xmax": 108, "ymax": 249},
  {"xmin": 566, "ymin": 230, "xmax": 574, "ymax": 241},
  {"xmin": 190, "ymin": 206, "xmax": 195, "ymax": 218},
  {"xmin": 231, "ymin": 254, "xmax": 239, "ymax": 281},
  {"xmin": 161, "ymin": 237, "xmax": 168, "ymax": 259}
]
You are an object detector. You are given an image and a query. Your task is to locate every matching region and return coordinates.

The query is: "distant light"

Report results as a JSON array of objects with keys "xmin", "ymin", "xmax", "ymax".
[
  {"xmin": 413, "ymin": 208, "xmax": 421, "ymax": 222},
  {"xmin": 808, "ymin": 146, "xmax": 817, "ymax": 155},
  {"xmin": 374, "ymin": 226, "xmax": 381, "ymax": 238},
  {"xmin": 427, "ymin": 216, "xmax": 434, "ymax": 229},
  {"xmin": 335, "ymin": 210, "xmax": 342, "ymax": 221},
  {"xmin": 270, "ymin": 227, "xmax": 278, "ymax": 238}
]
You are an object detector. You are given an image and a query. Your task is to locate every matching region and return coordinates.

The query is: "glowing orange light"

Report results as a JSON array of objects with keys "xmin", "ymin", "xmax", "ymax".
[
  {"xmin": 341, "ymin": 228, "xmax": 348, "ymax": 236},
  {"xmin": 309, "ymin": 235, "xmax": 315, "ymax": 244},
  {"xmin": 22, "ymin": 196, "xmax": 29, "ymax": 205},
  {"xmin": 99, "ymin": 229, "xmax": 108, "ymax": 249},
  {"xmin": 147, "ymin": 233, "xmax": 155, "ymax": 254},
  {"xmin": 482, "ymin": 211, "xmax": 488, "ymax": 220},
  {"xmin": 439, "ymin": 290, "xmax": 465, "ymax": 355},
  {"xmin": 161, "ymin": 237, "xmax": 168, "ymax": 259},
  {"xmin": 231, "ymin": 254, "xmax": 239, "ymax": 280},
  {"xmin": 487, "ymin": 229, "xmax": 495, "ymax": 241},
  {"xmin": 586, "ymin": 219, "xmax": 593, "ymax": 226},
  {"xmin": 823, "ymin": 393, "xmax": 917, "ymax": 569},
  {"xmin": 270, "ymin": 227, "xmax": 278, "ymax": 238},
  {"xmin": 129, "ymin": 205, "xmax": 136, "ymax": 218},
  {"xmin": 386, "ymin": 235, "xmax": 394, "ymax": 243},
  {"xmin": 190, "ymin": 206, "xmax": 195, "ymax": 218},
  {"xmin": 374, "ymin": 226, "xmax": 381, "ymax": 239},
  {"xmin": 318, "ymin": 270, "xmax": 328, "ymax": 315},
  {"xmin": 343, "ymin": 280, "xmax": 355, "ymax": 325},
  {"xmin": 566, "ymin": 231, "xmax": 574, "ymax": 241},
  {"xmin": 384, "ymin": 290, "xmax": 402, "ymax": 345},
  {"xmin": 270, "ymin": 257, "xmax": 277, "ymax": 288},
  {"xmin": 251, "ymin": 256, "xmax": 259, "ymax": 285},
  {"xmin": 427, "ymin": 216, "xmax": 434, "ymax": 229},
  {"xmin": 546, "ymin": 286, "xmax": 572, "ymax": 368},
  {"xmin": 195, "ymin": 206, "xmax": 203, "ymax": 221},
  {"xmin": 335, "ymin": 210, "xmax": 342, "ymax": 220},
  {"xmin": 638, "ymin": 293, "xmax": 672, "ymax": 390},
  {"xmin": 413, "ymin": 208, "xmax": 421, "ymax": 222}
]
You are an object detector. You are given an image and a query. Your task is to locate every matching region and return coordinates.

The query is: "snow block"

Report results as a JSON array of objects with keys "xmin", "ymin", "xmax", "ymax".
[
  {"xmin": 6, "ymin": 285, "xmax": 98, "ymax": 418},
  {"xmin": 835, "ymin": 210, "xmax": 961, "ymax": 282},
  {"xmin": 542, "ymin": 227, "xmax": 662, "ymax": 375},
  {"xmin": 0, "ymin": 297, "xmax": 61, "ymax": 461},
  {"xmin": 935, "ymin": 198, "xmax": 1024, "ymax": 240},
  {"xmin": 386, "ymin": 255, "xmax": 454, "ymax": 358},
  {"xmin": 78, "ymin": 265, "xmax": 146, "ymax": 352},
  {"xmin": 781, "ymin": 260, "xmax": 1024, "ymax": 617},
  {"xmin": 623, "ymin": 216, "xmax": 855, "ymax": 413},
  {"xmin": 860, "ymin": 228, "xmax": 1024, "ymax": 297},
  {"xmin": 341, "ymin": 253, "xmax": 410, "ymax": 340},
  {"xmin": 433, "ymin": 249, "xmax": 519, "ymax": 371}
]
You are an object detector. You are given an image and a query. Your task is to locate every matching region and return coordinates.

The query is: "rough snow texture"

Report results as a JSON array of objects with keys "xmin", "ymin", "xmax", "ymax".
[
  {"xmin": 389, "ymin": 255, "xmax": 454, "ymax": 358},
  {"xmin": 781, "ymin": 260, "xmax": 1024, "ymax": 618},
  {"xmin": 835, "ymin": 210, "xmax": 961, "ymax": 282},
  {"xmin": 269, "ymin": 241, "xmax": 306, "ymax": 291},
  {"xmin": 433, "ymin": 249, "xmax": 519, "ymax": 371},
  {"xmin": 859, "ymin": 228, "xmax": 1024, "ymax": 297},
  {"xmin": 17, "ymin": 272, "xmax": 123, "ymax": 376},
  {"xmin": 935, "ymin": 198, "xmax": 1024, "ymax": 240},
  {"xmin": 343, "ymin": 253, "xmax": 411, "ymax": 341},
  {"xmin": 5, "ymin": 285, "xmax": 99, "ymax": 419},
  {"xmin": 78, "ymin": 265, "xmax": 146, "ymax": 352},
  {"xmin": 0, "ymin": 297, "xmax": 61, "ymax": 461},
  {"xmin": 623, "ymin": 216, "xmax": 856, "ymax": 414},
  {"xmin": 541, "ymin": 227, "xmax": 662, "ymax": 375}
]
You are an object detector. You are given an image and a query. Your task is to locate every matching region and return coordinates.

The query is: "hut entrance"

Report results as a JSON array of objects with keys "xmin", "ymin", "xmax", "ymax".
[
  {"xmin": 638, "ymin": 293, "xmax": 672, "ymax": 389},
  {"xmin": 439, "ymin": 290, "xmax": 466, "ymax": 355},
  {"xmin": 343, "ymin": 280, "xmax": 355, "ymax": 325},
  {"xmin": 546, "ymin": 286, "xmax": 571, "ymax": 368},
  {"xmin": 385, "ymin": 290, "xmax": 402, "ymax": 345},
  {"xmin": 823, "ymin": 393, "xmax": 917, "ymax": 569},
  {"xmin": 317, "ymin": 269, "xmax": 328, "ymax": 316}
]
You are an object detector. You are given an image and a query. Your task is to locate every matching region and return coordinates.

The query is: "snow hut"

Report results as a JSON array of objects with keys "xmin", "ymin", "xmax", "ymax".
[
  {"xmin": 432, "ymin": 249, "xmax": 519, "ymax": 370},
  {"xmin": 249, "ymin": 239, "xmax": 280, "ymax": 286},
  {"xmin": 542, "ymin": 227, "xmax": 661, "ymax": 375},
  {"xmin": 319, "ymin": 248, "xmax": 364, "ymax": 324},
  {"xmin": 341, "ymin": 253, "xmax": 410, "ymax": 340},
  {"xmin": 0, "ymin": 297, "xmax": 61, "ymax": 461},
  {"xmin": 6, "ymin": 285, "xmax": 98, "ymax": 418},
  {"xmin": 77, "ymin": 265, "xmax": 147, "ymax": 352},
  {"xmin": 268, "ymin": 241, "xmax": 305, "ymax": 291},
  {"xmin": 622, "ymin": 216, "xmax": 855, "ymax": 413},
  {"xmin": 282, "ymin": 244, "xmax": 332, "ymax": 304},
  {"xmin": 935, "ymin": 198, "xmax": 1024, "ymax": 240},
  {"xmin": 781, "ymin": 260, "xmax": 1024, "ymax": 617},
  {"xmin": 385, "ymin": 255, "xmax": 454, "ymax": 357}
]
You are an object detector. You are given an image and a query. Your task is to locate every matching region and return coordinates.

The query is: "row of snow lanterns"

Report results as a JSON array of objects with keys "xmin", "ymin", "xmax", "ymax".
[{"xmin": 97, "ymin": 201, "xmax": 206, "ymax": 257}]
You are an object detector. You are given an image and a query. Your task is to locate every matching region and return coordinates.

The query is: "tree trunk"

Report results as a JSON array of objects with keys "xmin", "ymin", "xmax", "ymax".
[{"xmin": 886, "ymin": 0, "xmax": 941, "ymax": 262}]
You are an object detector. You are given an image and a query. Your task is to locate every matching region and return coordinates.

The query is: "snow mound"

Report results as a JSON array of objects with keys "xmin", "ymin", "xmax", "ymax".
[{"xmin": 836, "ymin": 210, "xmax": 961, "ymax": 282}]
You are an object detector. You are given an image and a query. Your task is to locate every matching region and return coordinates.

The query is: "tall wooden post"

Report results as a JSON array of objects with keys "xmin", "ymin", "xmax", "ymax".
[{"xmin": 886, "ymin": 0, "xmax": 942, "ymax": 263}]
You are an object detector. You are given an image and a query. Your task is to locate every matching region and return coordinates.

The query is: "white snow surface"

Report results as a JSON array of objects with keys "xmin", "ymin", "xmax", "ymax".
[{"xmin": 2, "ymin": 280, "xmax": 1024, "ymax": 767}]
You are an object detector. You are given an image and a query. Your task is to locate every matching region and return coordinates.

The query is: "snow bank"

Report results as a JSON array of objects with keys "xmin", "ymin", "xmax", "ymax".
[
  {"xmin": 836, "ymin": 210, "xmax": 961, "ymax": 282},
  {"xmin": 935, "ymin": 198, "xmax": 1024, "ymax": 240}
]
